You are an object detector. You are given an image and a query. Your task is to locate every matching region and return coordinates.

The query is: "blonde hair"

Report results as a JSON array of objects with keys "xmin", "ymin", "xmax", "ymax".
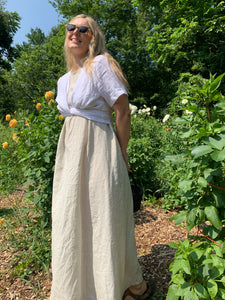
[{"xmin": 64, "ymin": 14, "xmax": 129, "ymax": 92}]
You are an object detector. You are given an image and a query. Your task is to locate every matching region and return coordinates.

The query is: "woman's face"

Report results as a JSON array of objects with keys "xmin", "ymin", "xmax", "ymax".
[{"xmin": 66, "ymin": 17, "xmax": 93, "ymax": 59}]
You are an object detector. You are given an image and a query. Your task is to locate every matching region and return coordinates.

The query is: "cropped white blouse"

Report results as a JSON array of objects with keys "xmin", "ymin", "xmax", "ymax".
[{"xmin": 55, "ymin": 55, "xmax": 128, "ymax": 124}]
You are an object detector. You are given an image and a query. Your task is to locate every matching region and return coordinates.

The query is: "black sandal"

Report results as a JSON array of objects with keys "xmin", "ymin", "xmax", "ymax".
[{"xmin": 122, "ymin": 283, "xmax": 154, "ymax": 300}]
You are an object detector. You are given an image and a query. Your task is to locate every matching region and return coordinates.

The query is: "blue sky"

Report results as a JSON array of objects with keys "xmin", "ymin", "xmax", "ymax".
[{"xmin": 6, "ymin": 0, "xmax": 63, "ymax": 45}]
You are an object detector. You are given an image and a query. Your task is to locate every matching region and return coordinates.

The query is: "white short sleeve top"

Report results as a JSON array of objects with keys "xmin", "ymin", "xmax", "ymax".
[{"xmin": 55, "ymin": 55, "xmax": 128, "ymax": 124}]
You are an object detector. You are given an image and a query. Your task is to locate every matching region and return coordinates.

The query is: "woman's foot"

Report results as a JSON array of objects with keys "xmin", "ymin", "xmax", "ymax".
[{"xmin": 122, "ymin": 282, "xmax": 154, "ymax": 300}]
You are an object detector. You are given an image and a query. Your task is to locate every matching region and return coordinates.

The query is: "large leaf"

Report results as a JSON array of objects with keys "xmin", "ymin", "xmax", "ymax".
[
  {"xmin": 166, "ymin": 285, "xmax": 179, "ymax": 300},
  {"xmin": 186, "ymin": 208, "xmax": 198, "ymax": 232},
  {"xmin": 212, "ymin": 189, "xmax": 225, "ymax": 207},
  {"xmin": 209, "ymin": 73, "xmax": 225, "ymax": 94},
  {"xmin": 208, "ymin": 136, "xmax": 225, "ymax": 150},
  {"xmin": 206, "ymin": 279, "xmax": 218, "ymax": 299},
  {"xmin": 205, "ymin": 206, "xmax": 222, "ymax": 230},
  {"xmin": 191, "ymin": 145, "xmax": 213, "ymax": 158},
  {"xmin": 194, "ymin": 283, "xmax": 209, "ymax": 299},
  {"xmin": 203, "ymin": 226, "xmax": 220, "ymax": 239},
  {"xmin": 210, "ymin": 148, "xmax": 225, "ymax": 162},
  {"xmin": 169, "ymin": 210, "xmax": 187, "ymax": 225}
]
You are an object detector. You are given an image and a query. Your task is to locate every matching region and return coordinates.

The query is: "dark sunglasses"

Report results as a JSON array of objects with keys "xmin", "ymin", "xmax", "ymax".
[{"xmin": 66, "ymin": 24, "xmax": 90, "ymax": 34}]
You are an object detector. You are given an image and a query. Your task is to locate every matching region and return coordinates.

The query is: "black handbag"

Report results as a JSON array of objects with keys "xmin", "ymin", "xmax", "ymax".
[{"xmin": 130, "ymin": 173, "xmax": 143, "ymax": 212}]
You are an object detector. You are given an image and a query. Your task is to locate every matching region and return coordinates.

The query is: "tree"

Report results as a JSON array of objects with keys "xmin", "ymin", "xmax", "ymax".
[
  {"xmin": 0, "ymin": 1, "xmax": 20, "ymax": 70},
  {"xmin": 26, "ymin": 28, "xmax": 46, "ymax": 46},
  {"xmin": 132, "ymin": 0, "xmax": 225, "ymax": 102},
  {"xmin": 0, "ymin": 25, "xmax": 66, "ymax": 117},
  {"xmin": 0, "ymin": 1, "xmax": 21, "ymax": 117}
]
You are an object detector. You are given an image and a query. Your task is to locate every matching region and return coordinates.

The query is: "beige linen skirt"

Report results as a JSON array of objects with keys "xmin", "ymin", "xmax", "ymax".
[{"xmin": 50, "ymin": 116, "xmax": 143, "ymax": 300}]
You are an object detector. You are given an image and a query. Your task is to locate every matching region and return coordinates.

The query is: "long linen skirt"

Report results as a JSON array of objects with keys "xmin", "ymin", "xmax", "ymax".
[{"xmin": 50, "ymin": 116, "xmax": 143, "ymax": 300}]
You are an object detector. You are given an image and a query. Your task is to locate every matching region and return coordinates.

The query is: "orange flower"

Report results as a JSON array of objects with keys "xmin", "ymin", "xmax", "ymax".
[
  {"xmin": 36, "ymin": 103, "xmax": 42, "ymax": 110},
  {"xmin": 58, "ymin": 115, "xmax": 64, "ymax": 120},
  {"xmin": 9, "ymin": 119, "xmax": 17, "ymax": 128},
  {"xmin": 5, "ymin": 114, "xmax": 11, "ymax": 121},
  {"xmin": 0, "ymin": 218, "xmax": 4, "ymax": 226},
  {"xmin": 14, "ymin": 111, "xmax": 16, "ymax": 115},
  {"xmin": 25, "ymin": 120, "xmax": 30, "ymax": 127},
  {"xmin": 45, "ymin": 91, "xmax": 54, "ymax": 100},
  {"xmin": 2, "ymin": 142, "xmax": 8, "ymax": 149},
  {"xmin": 48, "ymin": 99, "xmax": 55, "ymax": 105},
  {"xmin": 12, "ymin": 133, "xmax": 18, "ymax": 140}
]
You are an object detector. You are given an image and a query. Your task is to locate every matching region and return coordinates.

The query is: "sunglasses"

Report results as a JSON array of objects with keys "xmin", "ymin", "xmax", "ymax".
[{"xmin": 66, "ymin": 24, "xmax": 90, "ymax": 34}]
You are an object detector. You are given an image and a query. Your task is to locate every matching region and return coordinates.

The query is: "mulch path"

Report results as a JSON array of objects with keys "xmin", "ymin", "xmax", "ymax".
[{"xmin": 0, "ymin": 189, "xmax": 192, "ymax": 300}]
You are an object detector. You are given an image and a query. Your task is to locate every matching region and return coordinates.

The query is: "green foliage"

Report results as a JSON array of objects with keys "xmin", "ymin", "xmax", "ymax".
[
  {"xmin": 1, "ymin": 206, "xmax": 51, "ymax": 283},
  {"xmin": 163, "ymin": 73, "xmax": 225, "ymax": 299},
  {"xmin": 0, "ymin": 117, "xmax": 25, "ymax": 194},
  {"xmin": 0, "ymin": 25, "xmax": 65, "ymax": 117},
  {"xmin": 0, "ymin": 3, "xmax": 20, "ymax": 68},
  {"xmin": 167, "ymin": 240, "xmax": 225, "ymax": 300},
  {"xmin": 1, "ymin": 92, "xmax": 64, "ymax": 224},
  {"xmin": 132, "ymin": 0, "xmax": 225, "ymax": 109},
  {"xmin": 18, "ymin": 96, "xmax": 64, "ymax": 224}
]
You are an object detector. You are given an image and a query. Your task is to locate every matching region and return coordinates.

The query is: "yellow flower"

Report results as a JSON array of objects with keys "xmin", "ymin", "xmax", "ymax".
[
  {"xmin": 9, "ymin": 119, "xmax": 17, "ymax": 128},
  {"xmin": 2, "ymin": 142, "xmax": 8, "ymax": 149},
  {"xmin": 48, "ymin": 99, "xmax": 55, "ymax": 105},
  {"xmin": 45, "ymin": 91, "xmax": 54, "ymax": 100},
  {"xmin": 58, "ymin": 115, "xmax": 64, "ymax": 120},
  {"xmin": 36, "ymin": 103, "xmax": 42, "ymax": 110},
  {"xmin": 0, "ymin": 218, "xmax": 4, "ymax": 226},
  {"xmin": 12, "ymin": 133, "xmax": 18, "ymax": 140},
  {"xmin": 5, "ymin": 114, "xmax": 11, "ymax": 121}
]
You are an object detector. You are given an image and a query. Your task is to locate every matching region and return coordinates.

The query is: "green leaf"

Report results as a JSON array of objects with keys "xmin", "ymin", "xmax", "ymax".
[
  {"xmin": 166, "ymin": 285, "xmax": 179, "ymax": 300},
  {"xmin": 198, "ymin": 176, "xmax": 208, "ymax": 188},
  {"xmin": 169, "ymin": 210, "xmax": 187, "ymax": 225},
  {"xmin": 210, "ymin": 148, "xmax": 225, "ymax": 162},
  {"xmin": 194, "ymin": 283, "xmax": 209, "ymax": 299},
  {"xmin": 206, "ymin": 279, "xmax": 218, "ymax": 298},
  {"xmin": 203, "ymin": 226, "xmax": 220, "ymax": 239},
  {"xmin": 184, "ymin": 290, "xmax": 199, "ymax": 300},
  {"xmin": 186, "ymin": 208, "xmax": 198, "ymax": 232},
  {"xmin": 178, "ymin": 179, "xmax": 193, "ymax": 192},
  {"xmin": 191, "ymin": 145, "xmax": 213, "ymax": 158},
  {"xmin": 190, "ymin": 249, "xmax": 204, "ymax": 262},
  {"xmin": 171, "ymin": 273, "xmax": 185, "ymax": 285},
  {"xmin": 208, "ymin": 136, "xmax": 225, "ymax": 150},
  {"xmin": 205, "ymin": 206, "xmax": 222, "ymax": 230},
  {"xmin": 163, "ymin": 154, "xmax": 186, "ymax": 164},
  {"xmin": 169, "ymin": 242, "xmax": 180, "ymax": 249},
  {"xmin": 179, "ymin": 282, "xmax": 191, "ymax": 297},
  {"xmin": 212, "ymin": 189, "xmax": 225, "ymax": 207},
  {"xmin": 209, "ymin": 73, "xmax": 225, "ymax": 94}
]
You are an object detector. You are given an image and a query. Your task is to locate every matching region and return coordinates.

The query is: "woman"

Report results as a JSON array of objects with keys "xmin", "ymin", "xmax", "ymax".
[{"xmin": 50, "ymin": 14, "xmax": 153, "ymax": 300}]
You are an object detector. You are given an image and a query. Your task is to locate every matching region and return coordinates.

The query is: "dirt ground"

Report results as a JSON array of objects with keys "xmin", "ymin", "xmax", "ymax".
[{"xmin": 0, "ymin": 189, "xmax": 192, "ymax": 300}]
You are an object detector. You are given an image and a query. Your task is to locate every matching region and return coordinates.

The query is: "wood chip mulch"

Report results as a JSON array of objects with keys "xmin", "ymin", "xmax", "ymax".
[{"xmin": 0, "ymin": 190, "xmax": 193, "ymax": 300}]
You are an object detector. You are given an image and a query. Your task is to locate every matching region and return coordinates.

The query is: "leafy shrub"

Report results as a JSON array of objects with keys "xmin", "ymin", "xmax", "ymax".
[
  {"xmin": 1, "ymin": 92, "xmax": 64, "ymax": 225},
  {"xmin": 165, "ymin": 73, "xmax": 225, "ymax": 299}
]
